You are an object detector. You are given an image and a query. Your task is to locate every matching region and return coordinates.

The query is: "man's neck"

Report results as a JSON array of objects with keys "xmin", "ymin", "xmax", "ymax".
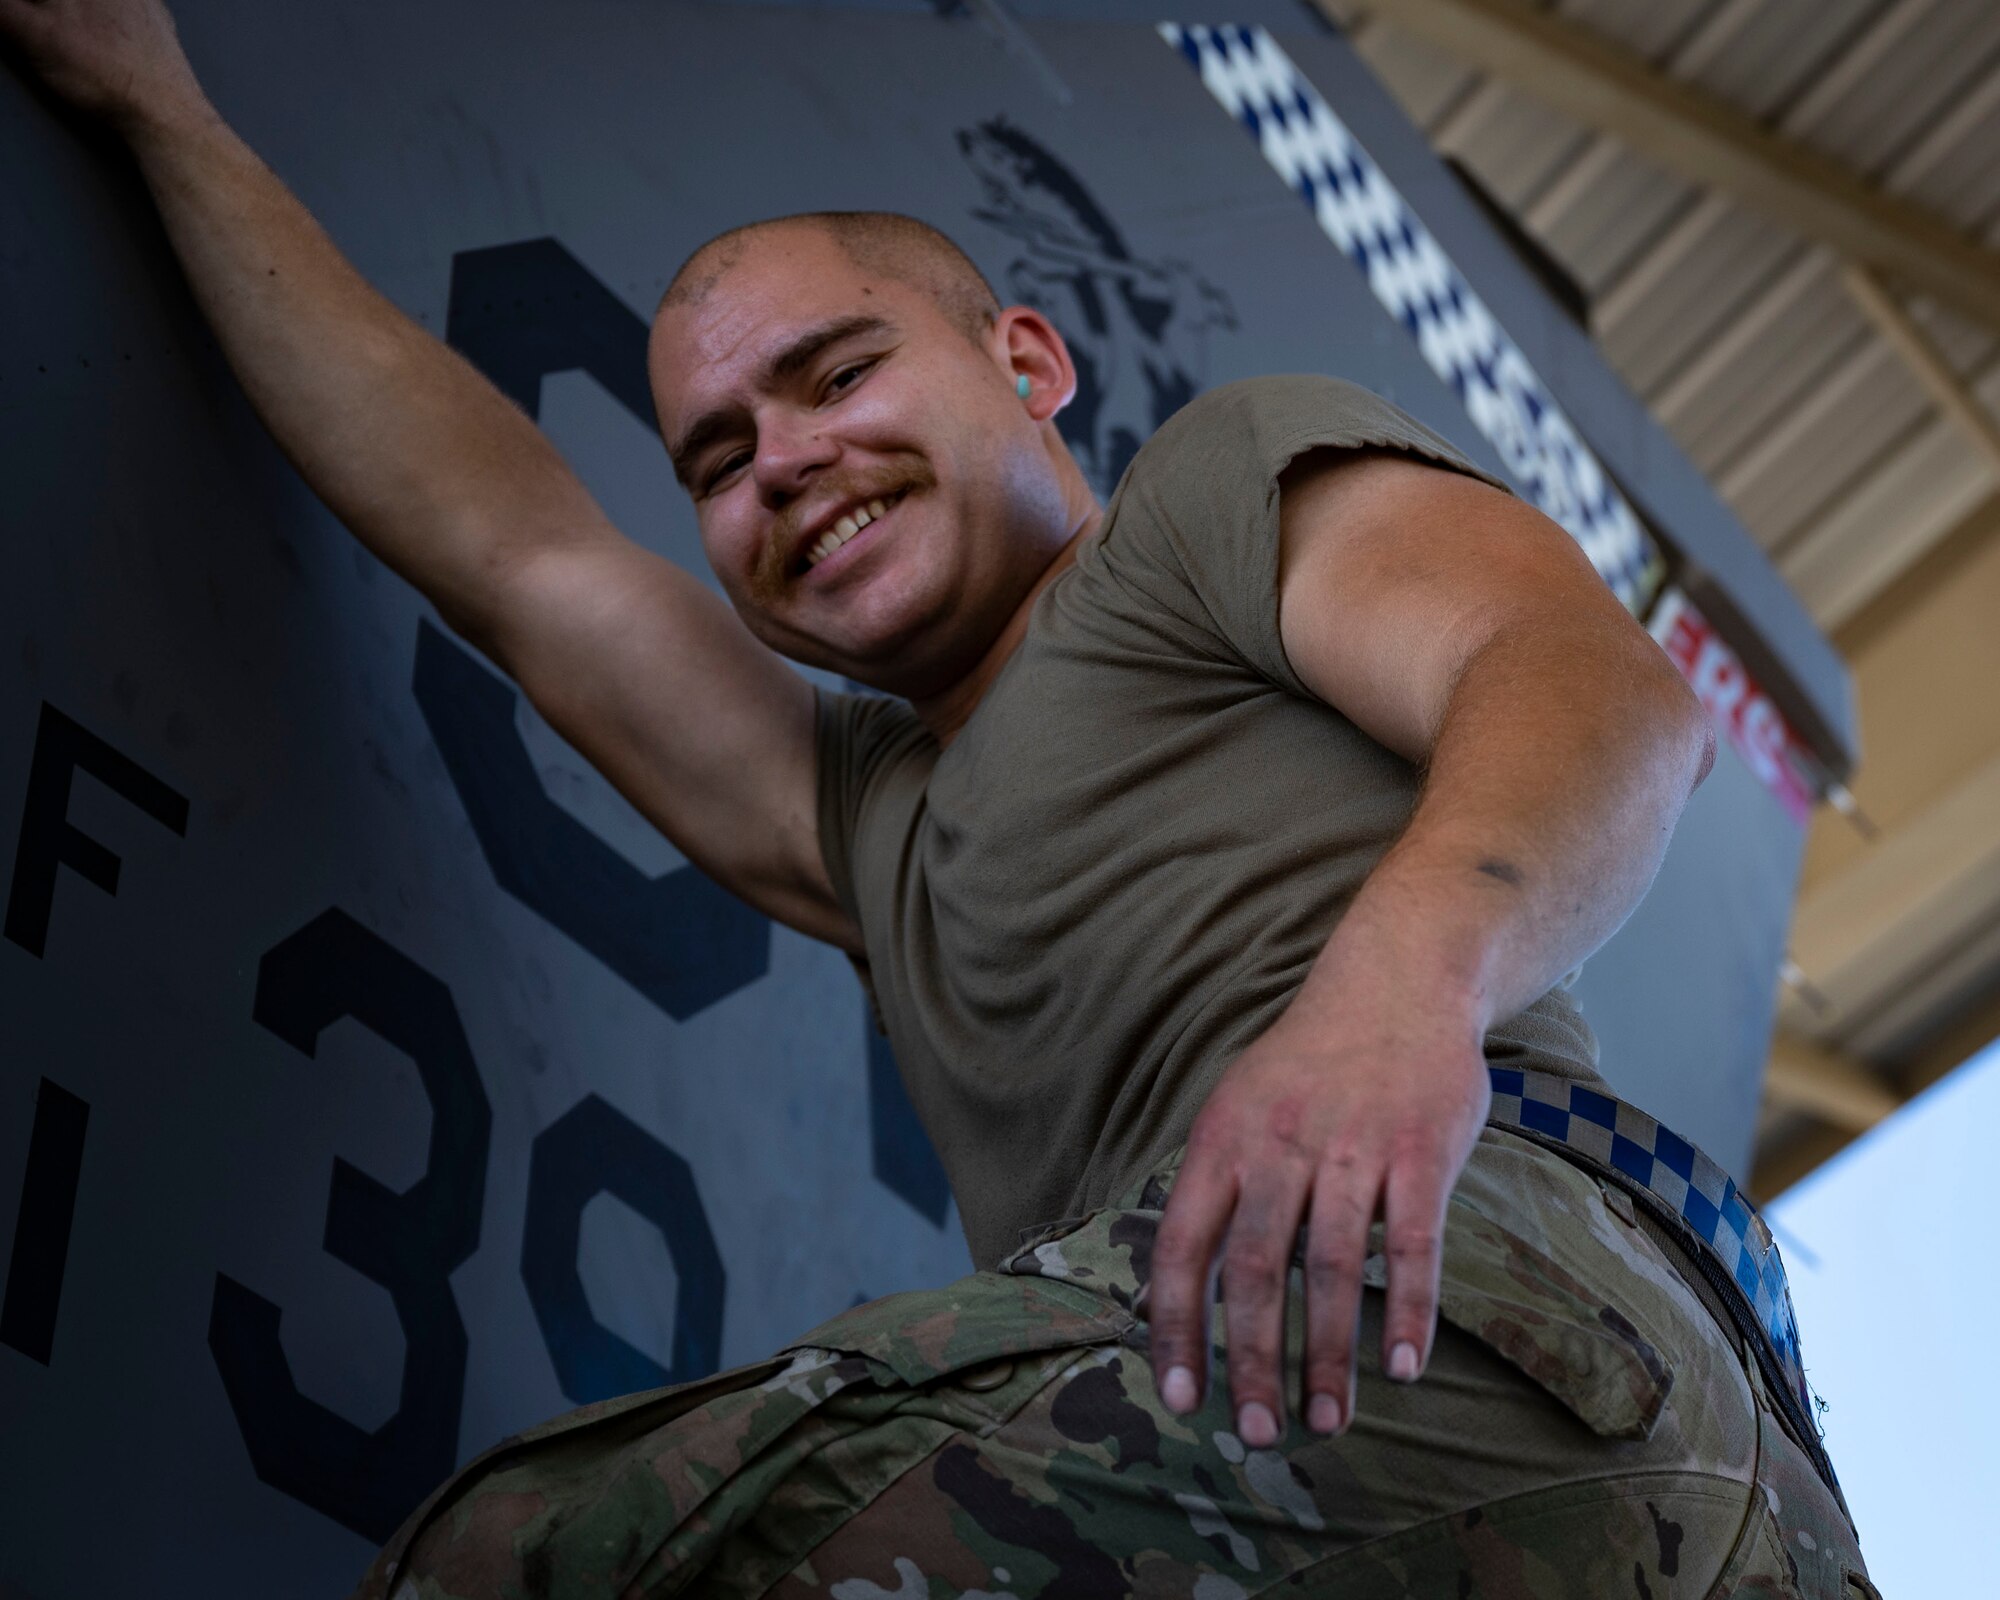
[{"xmin": 912, "ymin": 505, "xmax": 1101, "ymax": 747}]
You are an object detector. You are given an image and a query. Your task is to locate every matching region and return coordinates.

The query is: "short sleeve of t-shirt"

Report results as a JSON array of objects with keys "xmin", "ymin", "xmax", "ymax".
[
  {"xmin": 1097, "ymin": 373, "xmax": 1514, "ymax": 699},
  {"xmin": 813, "ymin": 685, "xmax": 933, "ymax": 930}
]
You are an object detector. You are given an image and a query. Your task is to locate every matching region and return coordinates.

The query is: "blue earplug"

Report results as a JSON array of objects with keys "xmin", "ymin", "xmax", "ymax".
[{"xmin": 1016, "ymin": 374, "xmax": 1032, "ymax": 398}]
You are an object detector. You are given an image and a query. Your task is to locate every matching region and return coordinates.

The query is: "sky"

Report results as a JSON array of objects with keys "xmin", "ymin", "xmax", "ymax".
[{"xmin": 1762, "ymin": 1031, "xmax": 1999, "ymax": 1594}]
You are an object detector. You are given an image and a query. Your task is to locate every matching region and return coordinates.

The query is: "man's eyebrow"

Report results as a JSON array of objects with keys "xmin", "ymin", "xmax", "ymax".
[
  {"xmin": 769, "ymin": 312, "xmax": 894, "ymax": 383},
  {"xmin": 668, "ymin": 313, "xmax": 897, "ymax": 486}
]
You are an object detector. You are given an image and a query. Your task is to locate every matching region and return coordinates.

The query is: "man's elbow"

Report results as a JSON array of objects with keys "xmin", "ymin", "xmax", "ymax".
[
  {"xmin": 1691, "ymin": 713, "xmax": 1719, "ymax": 792},
  {"xmin": 1658, "ymin": 666, "xmax": 1717, "ymax": 795}
]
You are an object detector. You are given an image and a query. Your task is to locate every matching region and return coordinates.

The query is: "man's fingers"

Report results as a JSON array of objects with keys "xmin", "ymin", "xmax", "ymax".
[
  {"xmin": 1300, "ymin": 1150, "xmax": 1376, "ymax": 1434},
  {"xmin": 1147, "ymin": 1149, "xmax": 1237, "ymax": 1417},
  {"xmin": 1379, "ymin": 1144, "xmax": 1453, "ymax": 1383},
  {"xmin": 1220, "ymin": 1169, "xmax": 1311, "ymax": 1446}
]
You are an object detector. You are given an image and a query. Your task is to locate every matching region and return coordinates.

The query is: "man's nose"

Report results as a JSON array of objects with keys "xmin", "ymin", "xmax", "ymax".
[{"xmin": 753, "ymin": 412, "xmax": 840, "ymax": 507}]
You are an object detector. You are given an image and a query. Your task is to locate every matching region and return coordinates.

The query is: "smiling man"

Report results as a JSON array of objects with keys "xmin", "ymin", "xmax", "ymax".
[{"xmin": 0, "ymin": 1, "xmax": 1873, "ymax": 1595}]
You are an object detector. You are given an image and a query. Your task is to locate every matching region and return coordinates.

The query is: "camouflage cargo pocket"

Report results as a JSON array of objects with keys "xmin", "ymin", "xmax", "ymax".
[
  {"xmin": 1360, "ymin": 1199, "xmax": 1676, "ymax": 1442},
  {"xmin": 1397, "ymin": 1128, "xmax": 1678, "ymax": 1442}
]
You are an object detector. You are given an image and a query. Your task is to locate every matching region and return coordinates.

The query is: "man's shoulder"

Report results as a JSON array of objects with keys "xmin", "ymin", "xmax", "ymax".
[
  {"xmin": 1126, "ymin": 373, "xmax": 1498, "ymax": 506},
  {"xmin": 1141, "ymin": 372, "xmax": 1395, "ymax": 454}
]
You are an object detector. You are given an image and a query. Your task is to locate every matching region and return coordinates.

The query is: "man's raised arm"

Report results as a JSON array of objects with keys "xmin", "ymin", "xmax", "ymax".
[{"xmin": 1, "ymin": 0, "xmax": 857, "ymax": 950}]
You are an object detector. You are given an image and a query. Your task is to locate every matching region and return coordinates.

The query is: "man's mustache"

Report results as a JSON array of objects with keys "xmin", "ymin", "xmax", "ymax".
[{"xmin": 752, "ymin": 460, "xmax": 941, "ymax": 597}]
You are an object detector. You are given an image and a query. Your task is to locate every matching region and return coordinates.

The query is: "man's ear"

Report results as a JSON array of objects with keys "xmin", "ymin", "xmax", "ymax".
[{"xmin": 993, "ymin": 306, "xmax": 1077, "ymax": 420}]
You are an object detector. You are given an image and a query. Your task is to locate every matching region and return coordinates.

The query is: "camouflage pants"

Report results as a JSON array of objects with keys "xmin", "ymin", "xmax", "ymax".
[{"xmin": 355, "ymin": 1129, "xmax": 1875, "ymax": 1598}]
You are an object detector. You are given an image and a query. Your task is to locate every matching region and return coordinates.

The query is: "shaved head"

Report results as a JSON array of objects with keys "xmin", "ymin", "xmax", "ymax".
[{"xmin": 662, "ymin": 211, "xmax": 1002, "ymax": 345}]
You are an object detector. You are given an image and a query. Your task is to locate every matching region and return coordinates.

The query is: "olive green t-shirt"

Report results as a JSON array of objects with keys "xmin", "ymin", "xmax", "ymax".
[{"xmin": 815, "ymin": 374, "xmax": 1603, "ymax": 1269}]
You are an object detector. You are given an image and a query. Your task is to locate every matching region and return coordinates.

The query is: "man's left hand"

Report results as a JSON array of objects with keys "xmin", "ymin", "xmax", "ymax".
[{"xmin": 1141, "ymin": 963, "xmax": 1491, "ymax": 1445}]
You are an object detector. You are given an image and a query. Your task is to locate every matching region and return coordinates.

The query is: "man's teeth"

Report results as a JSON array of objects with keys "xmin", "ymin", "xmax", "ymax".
[{"xmin": 807, "ymin": 496, "xmax": 897, "ymax": 569}]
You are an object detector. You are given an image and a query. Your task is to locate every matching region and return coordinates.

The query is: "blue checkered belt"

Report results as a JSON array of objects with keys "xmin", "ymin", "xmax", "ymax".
[{"xmin": 1484, "ymin": 1066, "xmax": 1836, "ymax": 1494}]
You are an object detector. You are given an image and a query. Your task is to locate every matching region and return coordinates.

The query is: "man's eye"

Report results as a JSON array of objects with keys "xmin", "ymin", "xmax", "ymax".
[
  {"xmin": 826, "ymin": 359, "xmax": 875, "ymax": 396},
  {"xmin": 705, "ymin": 452, "xmax": 749, "ymax": 492}
]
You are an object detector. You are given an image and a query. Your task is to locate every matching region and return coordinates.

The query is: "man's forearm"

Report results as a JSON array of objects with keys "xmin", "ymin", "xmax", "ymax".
[
  {"xmin": 1290, "ymin": 622, "xmax": 1715, "ymax": 1043},
  {"xmin": 123, "ymin": 96, "xmax": 605, "ymax": 649}
]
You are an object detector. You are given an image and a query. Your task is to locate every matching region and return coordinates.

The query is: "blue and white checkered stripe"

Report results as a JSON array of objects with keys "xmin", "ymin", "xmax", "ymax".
[
  {"xmin": 1161, "ymin": 23, "xmax": 1661, "ymax": 612},
  {"xmin": 1486, "ymin": 1066, "xmax": 1812, "ymax": 1421}
]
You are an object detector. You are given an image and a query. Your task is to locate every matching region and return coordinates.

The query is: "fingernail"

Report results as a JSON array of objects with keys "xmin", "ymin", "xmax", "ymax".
[
  {"xmin": 1236, "ymin": 1401, "xmax": 1279, "ymax": 1447},
  {"xmin": 1388, "ymin": 1341, "xmax": 1420, "ymax": 1382},
  {"xmin": 1307, "ymin": 1392, "xmax": 1344, "ymax": 1434},
  {"xmin": 1161, "ymin": 1365, "xmax": 1197, "ymax": 1413}
]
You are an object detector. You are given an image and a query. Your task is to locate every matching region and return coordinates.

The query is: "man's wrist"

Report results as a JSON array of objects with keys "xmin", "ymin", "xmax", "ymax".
[
  {"xmin": 1288, "ymin": 898, "xmax": 1498, "ymax": 1047},
  {"xmin": 117, "ymin": 83, "xmax": 222, "ymax": 159}
]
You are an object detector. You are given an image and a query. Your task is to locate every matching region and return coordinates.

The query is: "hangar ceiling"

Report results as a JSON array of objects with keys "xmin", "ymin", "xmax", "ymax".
[{"xmin": 1320, "ymin": 0, "xmax": 2000, "ymax": 1196}]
